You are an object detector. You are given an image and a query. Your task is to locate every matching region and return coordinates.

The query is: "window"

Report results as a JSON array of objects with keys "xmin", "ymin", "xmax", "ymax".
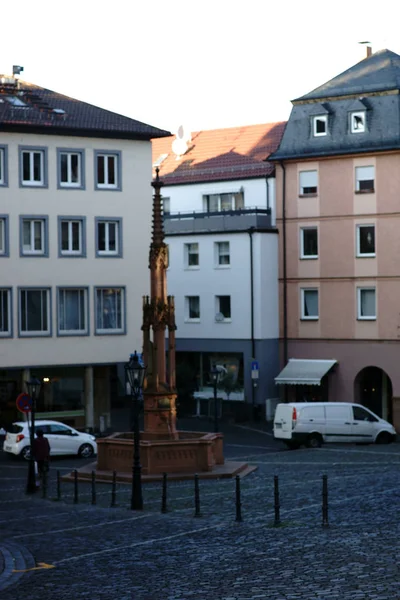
[
  {"xmin": 216, "ymin": 242, "xmax": 230, "ymax": 266},
  {"xmin": 19, "ymin": 147, "xmax": 47, "ymax": 187},
  {"xmin": 352, "ymin": 406, "xmax": 378, "ymax": 422},
  {"xmin": 216, "ymin": 295, "xmax": 231, "ymax": 321},
  {"xmin": 313, "ymin": 115, "xmax": 327, "ymax": 136},
  {"xmin": 355, "ymin": 166, "xmax": 375, "ymax": 193},
  {"xmin": 301, "ymin": 289, "xmax": 319, "ymax": 320},
  {"xmin": 203, "ymin": 192, "xmax": 244, "ymax": 212},
  {"xmin": 58, "ymin": 288, "xmax": 88, "ymax": 335},
  {"xmin": 300, "ymin": 228, "xmax": 318, "ymax": 259},
  {"xmin": 357, "ymin": 288, "xmax": 376, "ymax": 320},
  {"xmin": 162, "ymin": 197, "xmax": 171, "ymax": 215},
  {"xmin": 0, "ymin": 289, "xmax": 11, "ymax": 337},
  {"xmin": 356, "ymin": 225, "xmax": 375, "ymax": 257},
  {"xmin": 185, "ymin": 243, "xmax": 199, "ymax": 267},
  {"xmin": 95, "ymin": 288, "xmax": 125, "ymax": 334},
  {"xmin": 0, "ymin": 216, "xmax": 9, "ymax": 257},
  {"xmin": 0, "ymin": 146, "xmax": 8, "ymax": 187},
  {"xmin": 20, "ymin": 217, "xmax": 48, "ymax": 256},
  {"xmin": 19, "ymin": 288, "xmax": 51, "ymax": 336},
  {"xmin": 95, "ymin": 218, "xmax": 122, "ymax": 257},
  {"xmin": 95, "ymin": 151, "xmax": 121, "ymax": 190},
  {"xmin": 58, "ymin": 217, "xmax": 86, "ymax": 257},
  {"xmin": 351, "ymin": 111, "xmax": 366, "ymax": 133},
  {"xmin": 185, "ymin": 296, "xmax": 200, "ymax": 321},
  {"xmin": 299, "ymin": 171, "xmax": 318, "ymax": 195},
  {"xmin": 58, "ymin": 150, "xmax": 84, "ymax": 188}
]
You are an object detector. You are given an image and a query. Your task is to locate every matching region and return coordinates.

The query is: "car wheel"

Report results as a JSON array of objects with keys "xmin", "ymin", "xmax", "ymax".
[
  {"xmin": 78, "ymin": 443, "xmax": 94, "ymax": 458},
  {"xmin": 20, "ymin": 446, "xmax": 31, "ymax": 460},
  {"xmin": 307, "ymin": 434, "xmax": 322, "ymax": 449},
  {"xmin": 376, "ymin": 432, "xmax": 392, "ymax": 445}
]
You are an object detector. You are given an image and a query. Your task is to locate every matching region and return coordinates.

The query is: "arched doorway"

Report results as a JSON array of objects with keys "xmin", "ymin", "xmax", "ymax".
[{"xmin": 354, "ymin": 367, "xmax": 393, "ymax": 423}]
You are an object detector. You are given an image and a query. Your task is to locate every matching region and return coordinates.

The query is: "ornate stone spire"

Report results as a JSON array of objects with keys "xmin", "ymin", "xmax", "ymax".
[{"xmin": 151, "ymin": 167, "xmax": 165, "ymax": 247}]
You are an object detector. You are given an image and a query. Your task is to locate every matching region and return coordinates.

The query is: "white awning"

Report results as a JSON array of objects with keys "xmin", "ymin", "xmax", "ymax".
[{"xmin": 275, "ymin": 359, "xmax": 337, "ymax": 386}]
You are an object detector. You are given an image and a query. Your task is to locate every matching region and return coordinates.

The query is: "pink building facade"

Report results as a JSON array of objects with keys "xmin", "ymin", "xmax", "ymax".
[{"xmin": 270, "ymin": 49, "xmax": 400, "ymax": 430}]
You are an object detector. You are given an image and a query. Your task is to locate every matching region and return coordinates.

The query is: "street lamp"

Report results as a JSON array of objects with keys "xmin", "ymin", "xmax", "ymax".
[
  {"xmin": 210, "ymin": 365, "xmax": 224, "ymax": 433},
  {"xmin": 125, "ymin": 352, "xmax": 146, "ymax": 510},
  {"xmin": 25, "ymin": 377, "xmax": 42, "ymax": 495}
]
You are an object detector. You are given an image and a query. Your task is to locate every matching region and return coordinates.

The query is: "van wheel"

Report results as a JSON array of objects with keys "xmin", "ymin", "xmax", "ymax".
[
  {"xmin": 376, "ymin": 432, "xmax": 392, "ymax": 445},
  {"xmin": 307, "ymin": 434, "xmax": 322, "ymax": 449}
]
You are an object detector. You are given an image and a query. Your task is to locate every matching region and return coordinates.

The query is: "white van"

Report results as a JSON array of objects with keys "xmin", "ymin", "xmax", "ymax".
[{"xmin": 273, "ymin": 402, "xmax": 397, "ymax": 449}]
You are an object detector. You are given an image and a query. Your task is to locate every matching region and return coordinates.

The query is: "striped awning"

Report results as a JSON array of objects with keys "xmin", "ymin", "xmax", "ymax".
[{"xmin": 275, "ymin": 359, "xmax": 337, "ymax": 386}]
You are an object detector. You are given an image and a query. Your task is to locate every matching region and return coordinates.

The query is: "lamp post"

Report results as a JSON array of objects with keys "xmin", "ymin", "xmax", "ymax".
[
  {"xmin": 125, "ymin": 352, "xmax": 146, "ymax": 510},
  {"xmin": 25, "ymin": 377, "xmax": 42, "ymax": 495},
  {"xmin": 210, "ymin": 366, "xmax": 223, "ymax": 434}
]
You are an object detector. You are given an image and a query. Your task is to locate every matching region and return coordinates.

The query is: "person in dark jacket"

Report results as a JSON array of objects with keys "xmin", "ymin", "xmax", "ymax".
[{"xmin": 32, "ymin": 429, "xmax": 51, "ymax": 483}]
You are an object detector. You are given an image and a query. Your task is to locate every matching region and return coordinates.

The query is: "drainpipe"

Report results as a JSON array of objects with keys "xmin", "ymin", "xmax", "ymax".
[
  {"xmin": 248, "ymin": 227, "xmax": 256, "ymax": 416},
  {"xmin": 280, "ymin": 162, "xmax": 288, "ymax": 402},
  {"xmin": 265, "ymin": 176, "xmax": 270, "ymax": 212}
]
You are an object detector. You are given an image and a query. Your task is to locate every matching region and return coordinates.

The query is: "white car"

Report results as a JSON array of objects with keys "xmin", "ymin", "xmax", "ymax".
[{"xmin": 3, "ymin": 420, "xmax": 97, "ymax": 459}]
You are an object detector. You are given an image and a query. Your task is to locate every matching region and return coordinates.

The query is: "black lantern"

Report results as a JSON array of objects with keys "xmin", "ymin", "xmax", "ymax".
[
  {"xmin": 25, "ymin": 377, "xmax": 42, "ymax": 494},
  {"xmin": 125, "ymin": 352, "xmax": 147, "ymax": 510}
]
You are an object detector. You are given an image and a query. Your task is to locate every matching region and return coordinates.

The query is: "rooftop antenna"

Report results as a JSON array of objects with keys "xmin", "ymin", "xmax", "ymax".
[
  {"xmin": 12, "ymin": 65, "xmax": 24, "ymax": 90},
  {"xmin": 358, "ymin": 42, "xmax": 372, "ymax": 58}
]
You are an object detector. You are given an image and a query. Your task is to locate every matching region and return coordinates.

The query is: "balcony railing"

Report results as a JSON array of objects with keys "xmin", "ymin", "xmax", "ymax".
[{"xmin": 164, "ymin": 207, "xmax": 273, "ymax": 234}]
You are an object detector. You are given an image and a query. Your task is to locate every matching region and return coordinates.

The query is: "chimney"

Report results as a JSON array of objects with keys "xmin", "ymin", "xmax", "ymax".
[{"xmin": 366, "ymin": 45, "xmax": 372, "ymax": 58}]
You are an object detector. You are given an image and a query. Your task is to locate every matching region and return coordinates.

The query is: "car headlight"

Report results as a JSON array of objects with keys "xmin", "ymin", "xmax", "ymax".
[{"xmin": 90, "ymin": 436, "xmax": 96, "ymax": 442}]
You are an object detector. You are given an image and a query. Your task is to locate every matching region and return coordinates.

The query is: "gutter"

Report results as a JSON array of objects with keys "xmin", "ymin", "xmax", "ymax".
[{"xmin": 248, "ymin": 227, "xmax": 256, "ymax": 413}]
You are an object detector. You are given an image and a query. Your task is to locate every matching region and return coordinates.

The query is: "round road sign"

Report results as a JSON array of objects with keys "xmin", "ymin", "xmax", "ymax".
[{"xmin": 16, "ymin": 393, "xmax": 32, "ymax": 413}]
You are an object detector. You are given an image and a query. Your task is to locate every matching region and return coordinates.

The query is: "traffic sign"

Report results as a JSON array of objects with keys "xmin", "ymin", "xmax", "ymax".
[
  {"xmin": 16, "ymin": 393, "xmax": 32, "ymax": 413},
  {"xmin": 251, "ymin": 360, "xmax": 259, "ymax": 380}
]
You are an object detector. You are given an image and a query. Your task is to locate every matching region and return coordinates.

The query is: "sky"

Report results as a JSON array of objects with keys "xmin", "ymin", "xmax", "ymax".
[{"xmin": 2, "ymin": 0, "xmax": 399, "ymax": 136}]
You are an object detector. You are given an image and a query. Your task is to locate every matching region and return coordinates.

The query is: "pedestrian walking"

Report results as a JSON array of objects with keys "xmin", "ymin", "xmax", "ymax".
[{"xmin": 32, "ymin": 429, "xmax": 51, "ymax": 488}]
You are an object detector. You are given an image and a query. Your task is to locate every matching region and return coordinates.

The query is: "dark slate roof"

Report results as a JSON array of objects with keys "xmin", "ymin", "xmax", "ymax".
[
  {"xmin": 0, "ymin": 78, "xmax": 170, "ymax": 140},
  {"xmin": 295, "ymin": 49, "xmax": 400, "ymax": 101},
  {"xmin": 270, "ymin": 49, "xmax": 400, "ymax": 161},
  {"xmin": 151, "ymin": 122, "xmax": 287, "ymax": 185}
]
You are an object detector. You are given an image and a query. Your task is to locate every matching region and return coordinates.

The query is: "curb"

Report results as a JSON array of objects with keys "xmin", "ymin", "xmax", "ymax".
[{"xmin": 0, "ymin": 542, "xmax": 36, "ymax": 592}]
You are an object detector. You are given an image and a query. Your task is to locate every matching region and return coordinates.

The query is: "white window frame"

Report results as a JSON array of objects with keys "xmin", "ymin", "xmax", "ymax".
[
  {"xmin": 21, "ymin": 149, "xmax": 45, "ymax": 186},
  {"xmin": 97, "ymin": 220, "xmax": 119, "ymax": 256},
  {"xmin": 59, "ymin": 151, "xmax": 82, "ymax": 187},
  {"xmin": 0, "ymin": 288, "xmax": 11, "ymax": 337},
  {"xmin": 96, "ymin": 153, "xmax": 119, "ymax": 189},
  {"xmin": 61, "ymin": 220, "xmax": 83, "ymax": 255},
  {"xmin": 313, "ymin": 115, "xmax": 328, "ymax": 137},
  {"xmin": 0, "ymin": 218, "xmax": 5, "ymax": 255},
  {"xmin": 185, "ymin": 242, "xmax": 199, "ymax": 268},
  {"xmin": 58, "ymin": 288, "xmax": 88, "ymax": 335},
  {"xmin": 185, "ymin": 296, "xmax": 200, "ymax": 322},
  {"xmin": 355, "ymin": 166, "xmax": 375, "ymax": 192},
  {"xmin": 215, "ymin": 241, "xmax": 230, "ymax": 267},
  {"xmin": 0, "ymin": 148, "xmax": 4, "ymax": 185},
  {"xmin": 299, "ymin": 170, "xmax": 318, "ymax": 195},
  {"xmin": 215, "ymin": 295, "xmax": 232, "ymax": 322},
  {"xmin": 357, "ymin": 287, "xmax": 376, "ymax": 321},
  {"xmin": 301, "ymin": 288, "xmax": 319, "ymax": 320},
  {"xmin": 95, "ymin": 287, "xmax": 125, "ymax": 334},
  {"xmin": 356, "ymin": 225, "xmax": 376, "ymax": 258},
  {"xmin": 19, "ymin": 288, "xmax": 51, "ymax": 336},
  {"xmin": 300, "ymin": 227, "xmax": 318, "ymax": 259},
  {"xmin": 162, "ymin": 197, "xmax": 171, "ymax": 215},
  {"xmin": 203, "ymin": 192, "xmax": 244, "ymax": 212},
  {"xmin": 351, "ymin": 111, "xmax": 366, "ymax": 134},
  {"xmin": 22, "ymin": 219, "xmax": 45, "ymax": 255}
]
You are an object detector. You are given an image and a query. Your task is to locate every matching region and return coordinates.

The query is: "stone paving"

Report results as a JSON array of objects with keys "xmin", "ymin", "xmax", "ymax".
[{"xmin": 1, "ymin": 424, "xmax": 400, "ymax": 599}]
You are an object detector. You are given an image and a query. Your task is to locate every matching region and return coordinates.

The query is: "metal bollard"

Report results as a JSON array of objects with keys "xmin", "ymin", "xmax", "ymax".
[
  {"xmin": 194, "ymin": 474, "xmax": 201, "ymax": 517},
  {"xmin": 273, "ymin": 475, "xmax": 281, "ymax": 526},
  {"xmin": 73, "ymin": 469, "xmax": 78, "ymax": 504},
  {"xmin": 161, "ymin": 472, "xmax": 168, "ymax": 514},
  {"xmin": 235, "ymin": 475, "xmax": 242, "ymax": 522},
  {"xmin": 91, "ymin": 471, "xmax": 96, "ymax": 505},
  {"xmin": 322, "ymin": 474, "xmax": 329, "ymax": 527},
  {"xmin": 56, "ymin": 470, "xmax": 61, "ymax": 501},
  {"xmin": 41, "ymin": 469, "xmax": 48, "ymax": 499},
  {"xmin": 111, "ymin": 471, "xmax": 117, "ymax": 507}
]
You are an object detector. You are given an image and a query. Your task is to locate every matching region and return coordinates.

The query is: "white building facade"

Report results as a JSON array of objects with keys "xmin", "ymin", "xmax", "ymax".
[
  {"xmin": 0, "ymin": 75, "xmax": 169, "ymax": 430},
  {"xmin": 153, "ymin": 122, "xmax": 286, "ymax": 419}
]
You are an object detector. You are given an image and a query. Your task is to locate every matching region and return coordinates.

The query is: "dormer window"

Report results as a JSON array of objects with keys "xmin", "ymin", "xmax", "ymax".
[
  {"xmin": 351, "ymin": 111, "xmax": 366, "ymax": 133},
  {"xmin": 313, "ymin": 115, "xmax": 328, "ymax": 137}
]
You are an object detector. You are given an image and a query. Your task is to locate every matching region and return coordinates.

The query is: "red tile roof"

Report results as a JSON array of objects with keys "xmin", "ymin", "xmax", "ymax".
[{"xmin": 151, "ymin": 122, "xmax": 287, "ymax": 185}]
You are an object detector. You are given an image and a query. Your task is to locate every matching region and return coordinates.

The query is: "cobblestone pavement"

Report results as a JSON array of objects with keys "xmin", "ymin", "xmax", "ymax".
[{"xmin": 1, "ymin": 425, "xmax": 400, "ymax": 599}]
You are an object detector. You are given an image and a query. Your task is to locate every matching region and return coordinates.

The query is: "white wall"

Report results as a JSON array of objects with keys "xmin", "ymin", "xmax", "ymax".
[
  {"xmin": 164, "ymin": 177, "xmax": 275, "ymax": 219},
  {"xmin": 1, "ymin": 132, "xmax": 152, "ymax": 368},
  {"xmin": 167, "ymin": 231, "xmax": 278, "ymax": 341}
]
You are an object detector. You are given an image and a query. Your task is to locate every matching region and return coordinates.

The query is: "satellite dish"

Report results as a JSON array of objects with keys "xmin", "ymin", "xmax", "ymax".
[
  {"xmin": 171, "ymin": 124, "xmax": 192, "ymax": 159},
  {"xmin": 215, "ymin": 312, "xmax": 225, "ymax": 322}
]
